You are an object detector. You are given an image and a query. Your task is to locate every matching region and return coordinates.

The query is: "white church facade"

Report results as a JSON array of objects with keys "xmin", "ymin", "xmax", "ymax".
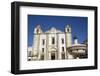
[{"xmin": 28, "ymin": 25, "xmax": 87, "ymax": 61}]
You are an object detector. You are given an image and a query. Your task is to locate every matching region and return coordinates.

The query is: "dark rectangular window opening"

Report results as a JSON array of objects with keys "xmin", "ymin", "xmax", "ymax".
[
  {"xmin": 62, "ymin": 47, "xmax": 64, "ymax": 51},
  {"xmin": 62, "ymin": 38, "xmax": 64, "ymax": 44},
  {"xmin": 42, "ymin": 48, "xmax": 44, "ymax": 53},
  {"xmin": 42, "ymin": 39, "xmax": 45, "ymax": 45},
  {"xmin": 52, "ymin": 37, "xmax": 55, "ymax": 44}
]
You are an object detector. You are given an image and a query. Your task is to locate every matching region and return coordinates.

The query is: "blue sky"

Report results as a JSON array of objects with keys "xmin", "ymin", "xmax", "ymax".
[{"xmin": 28, "ymin": 15, "xmax": 88, "ymax": 46}]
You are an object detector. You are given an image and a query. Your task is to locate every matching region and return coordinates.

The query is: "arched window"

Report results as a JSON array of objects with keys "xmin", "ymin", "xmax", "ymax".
[
  {"xmin": 36, "ymin": 29, "xmax": 39, "ymax": 33},
  {"xmin": 67, "ymin": 28, "xmax": 69, "ymax": 32}
]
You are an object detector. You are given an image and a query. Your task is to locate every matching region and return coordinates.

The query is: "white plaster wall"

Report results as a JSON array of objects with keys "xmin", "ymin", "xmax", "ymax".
[
  {"xmin": 58, "ymin": 33, "xmax": 66, "ymax": 52},
  {"xmin": 32, "ymin": 34, "xmax": 39, "ymax": 55},
  {"xmin": 48, "ymin": 33, "xmax": 57, "ymax": 50},
  {"xmin": 39, "ymin": 34, "xmax": 46, "ymax": 53},
  {"xmin": 58, "ymin": 33, "xmax": 66, "ymax": 59}
]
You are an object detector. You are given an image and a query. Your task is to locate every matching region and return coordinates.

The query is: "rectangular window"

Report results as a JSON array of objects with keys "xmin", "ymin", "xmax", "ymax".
[
  {"xmin": 62, "ymin": 53, "xmax": 65, "ymax": 59},
  {"xmin": 42, "ymin": 48, "xmax": 44, "ymax": 53},
  {"xmin": 62, "ymin": 47, "xmax": 64, "ymax": 51},
  {"xmin": 42, "ymin": 39, "xmax": 45, "ymax": 45},
  {"xmin": 52, "ymin": 37, "xmax": 55, "ymax": 44},
  {"xmin": 41, "ymin": 55, "xmax": 44, "ymax": 60},
  {"xmin": 62, "ymin": 38, "xmax": 64, "ymax": 44}
]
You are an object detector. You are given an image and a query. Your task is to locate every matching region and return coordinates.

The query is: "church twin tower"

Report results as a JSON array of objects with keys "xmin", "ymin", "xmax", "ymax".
[{"xmin": 32, "ymin": 25, "xmax": 74, "ymax": 60}]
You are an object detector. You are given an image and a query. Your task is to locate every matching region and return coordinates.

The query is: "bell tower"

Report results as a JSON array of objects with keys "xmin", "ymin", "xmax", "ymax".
[
  {"xmin": 65, "ymin": 25, "xmax": 73, "ymax": 59},
  {"xmin": 32, "ymin": 25, "xmax": 42, "ymax": 60},
  {"xmin": 65, "ymin": 25, "xmax": 72, "ymax": 47},
  {"xmin": 34, "ymin": 25, "xmax": 42, "ymax": 34}
]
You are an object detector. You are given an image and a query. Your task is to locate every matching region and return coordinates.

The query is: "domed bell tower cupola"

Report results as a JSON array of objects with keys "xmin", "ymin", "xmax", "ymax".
[
  {"xmin": 65, "ymin": 25, "xmax": 71, "ymax": 33},
  {"xmin": 34, "ymin": 25, "xmax": 42, "ymax": 34}
]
